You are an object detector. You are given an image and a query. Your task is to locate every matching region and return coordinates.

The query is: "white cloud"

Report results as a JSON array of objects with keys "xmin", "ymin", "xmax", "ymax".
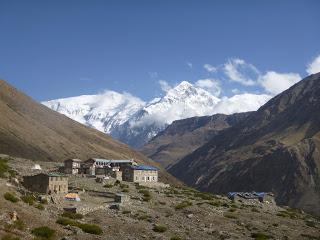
[
  {"xmin": 158, "ymin": 80, "xmax": 172, "ymax": 92},
  {"xmin": 213, "ymin": 93, "xmax": 272, "ymax": 115},
  {"xmin": 187, "ymin": 62, "xmax": 193, "ymax": 69},
  {"xmin": 259, "ymin": 71, "xmax": 301, "ymax": 95},
  {"xmin": 195, "ymin": 78, "xmax": 221, "ymax": 97},
  {"xmin": 223, "ymin": 58, "xmax": 260, "ymax": 86},
  {"xmin": 203, "ymin": 64, "xmax": 217, "ymax": 73},
  {"xmin": 306, "ymin": 55, "xmax": 320, "ymax": 75}
]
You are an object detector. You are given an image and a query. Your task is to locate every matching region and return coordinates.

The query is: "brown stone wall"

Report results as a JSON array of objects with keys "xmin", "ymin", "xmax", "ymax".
[
  {"xmin": 23, "ymin": 174, "xmax": 49, "ymax": 193},
  {"xmin": 48, "ymin": 176, "xmax": 68, "ymax": 193}
]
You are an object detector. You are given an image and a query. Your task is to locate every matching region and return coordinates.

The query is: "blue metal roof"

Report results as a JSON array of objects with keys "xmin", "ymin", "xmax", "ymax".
[
  {"xmin": 130, "ymin": 165, "xmax": 158, "ymax": 171},
  {"xmin": 91, "ymin": 158, "xmax": 133, "ymax": 163}
]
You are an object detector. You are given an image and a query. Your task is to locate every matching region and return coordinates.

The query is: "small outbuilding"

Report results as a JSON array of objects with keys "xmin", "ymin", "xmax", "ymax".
[
  {"xmin": 64, "ymin": 193, "xmax": 81, "ymax": 202},
  {"xmin": 64, "ymin": 159, "xmax": 82, "ymax": 174}
]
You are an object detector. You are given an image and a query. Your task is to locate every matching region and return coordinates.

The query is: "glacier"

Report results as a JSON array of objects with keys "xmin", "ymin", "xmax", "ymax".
[{"xmin": 42, "ymin": 81, "xmax": 271, "ymax": 148}]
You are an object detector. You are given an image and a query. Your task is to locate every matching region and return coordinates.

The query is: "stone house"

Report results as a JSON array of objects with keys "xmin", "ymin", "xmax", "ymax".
[
  {"xmin": 82, "ymin": 158, "xmax": 133, "ymax": 176},
  {"xmin": 122, "ymin": 165, "xmax": 158, "ymax": 183},
  {"xmin": 23, "ymin": 173, "xmax": 68, "ymax": 194},
  {"xmin": 64, "ymin": 159, "xmax": 82, "ymax": 174}
]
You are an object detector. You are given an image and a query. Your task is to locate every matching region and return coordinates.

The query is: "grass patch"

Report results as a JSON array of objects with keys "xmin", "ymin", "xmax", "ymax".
[
  {"xmin": 153, "ymin": 224, "xmax": 167, "ymax": 233},
  {"xmin": 276, "ymin": 210, "xmax": 298, "ymax": 219},
  {"xmin": 56, "ymin": 217, "xmax": 102, "ymax": 235},
  {"xmin": 1, "ymin": 235, "xmax": 20, "ymax": 240},
  {"xmin": 0, "ymin": 158, "xmax": 10, "ymax": 178},
  {"xmin": 103, "ymin": 183, "xmax": 113, "ymax": 188},
  {"xmin": 61, "ymin": 211, "xmax": 83, "ymax": 220},
  {"xmin": 4, "ymin": 219, "xmax": 25, "ymax": 231},
  {"xmin": 31, "ymin": 226, "xmax": 55, "ymax": 239},
  {"xmin": 251, "ymin": 207, "xmax": 260, "ymax": 213},
  {"xmin": 305, "ymin": 220, "xmax": 316, "ymax": 228},
  {"xmin": 35, "ymin": 204, "xmax": 44, "ymax": 210},
  {"xmin": 20, "ymin": 194, "xmax": 36, "ymax": 205},
  {"xmin": 79, "ymin": 223, "xmax": 103, "ymax": 235},
  {"xmin": 170, "ymin": 236, "xmax": 182, "ymax": 240},
  {"xmin": 228, "ymin": 208, "xmax": 237, "ymax": 212},
  {"xmin": 139, "ymin": 189, "xmax": 152, "ymax": 202},
  {"xmin": 122, "ymin": 210, "xmax": 131, "ymax": 214},
  {"xmin": 120, "ymin": 183, "xmax": 129, "ymax": 189},
  {"xmin": 175, "ymin": 200, "xmax": 192, "ymax": 210},
  {"xmin": 4, "ymin": 192, "xmax": 19, "ymax": 203},
  {"xmin": 223, "ymin": 213, "xmax": 237, "ymax": 219},
  {"xmin": 251, "ymin": 232, "xmax": 271, "ymax": 240}
]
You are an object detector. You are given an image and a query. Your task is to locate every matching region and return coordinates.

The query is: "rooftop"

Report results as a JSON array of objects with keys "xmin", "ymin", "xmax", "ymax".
[
  {"xmin": 90, "ymin": 158, "xmax": 133, "ymax": 163},
  {"xmin": 129, "ymin": 165, "xmax": 158, "ymax": 171}
]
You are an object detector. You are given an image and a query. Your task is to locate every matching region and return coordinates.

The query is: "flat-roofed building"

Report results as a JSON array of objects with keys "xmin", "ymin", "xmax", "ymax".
[
  {"xmin": 122, "ymin": 165, "xmax": 158, "ymax": 183},
  {"xmin": 23, "ymin": 173, "xmax": 68, "ymax": 194},
  {"xmin": 64, "ymin": 159, "xmax": 82, "ymax": 174},
  {"xmin": 82, "ymin": 158, "xmax": 134, "ymax": 176}
]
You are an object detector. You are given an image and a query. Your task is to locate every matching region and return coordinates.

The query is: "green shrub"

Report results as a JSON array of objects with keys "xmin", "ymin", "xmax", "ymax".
[
  {"xmin": 4, "ymin": 192, "xmax": 19, "ymax": 203},
  {"xmin": 120, "ymin": 183, "xmax": 129, "ymax": 189},
  {"xmin": 251, "ymin": 207, "xmax": 260, "ymax": 213},
  {"xmin": 21, "ymin": 194, "xmax": 36, "ymax": 205},
  {"xmin": 122, "ymin": 188, "xmax": 129, "ymax": 193},
  {"xmin": 31, "ymin": 226, "xmax": 55, "ymax": 239},
  {"xmin": 114, "ymin": 180, "xmax": 121, "ymax": 185},
  {"xmin": 170, "ymin": 236, "xmax": 182, "ymax": 240},
  {"xmin": 61, "ymin": 211, "xmax": 83, "ymax": 220},
  {"xmin": 228, "ymin": 208, "xmax": 237, "ymax": 212},
  {"xmin": 56, "ymin": 217, "xmax": 77, "ymax": 226},
  {"xmin": 136, "ymin": 214, "xmax": 151, "ymax": 221},
  {"xmin": 1, "ymin": 235, "xmax": 20, "ymax": 240},
  {"xmin": 56, "ymin": 217, "xmax": 102, "ymax": 235},
  {"xmin": 36, "ymin": 204, "xmax": 44, "ymax": 210},
  {"xmin": 0, "ymin": 158, "xmax": 10, "ymax": 178},
  {"xmin": 4, "ymin": 219, "xmax": 25, "ymax": 231},
  {"xmin": 40, "ymin": 198, "xmax": 48, "ymax": 204},
  {"xmin": 193, "ymin": 192, "xmax": 214, "ymax": 200},
  {"xmin": 153, "ymin": 224, "xmax": 167, "ymax": 233},
  {"xmin": 175, "ymin": 200, "xmax": 192, "ymax": 210},
  {"xmin": 78, "ymin": 223, "xmax": 103, "ymax": 235},
  {"xmin": 103, "ymin": 183, "xmax": 113, "ymax": 188},
  {"xmin": 251, "ymin": 232, "xmax": 271, "ymax": 240},
  {"xmin": 122, "ymin": 210, "xmax": 131, "ymax": 214},
  {"xmin": 223, "ymin": 213, "xmax": 237, "ymax": 219},
  {"xmin": 139, "ymin": 189, "xmax": 152, "ymax": 202},
  {"xmin": 158, "ymin": 201, "xmax": 166, "ymax": 205},
  {"xmin": 305, "ymin": 220, "xmax": 316, "ymax": 228}
]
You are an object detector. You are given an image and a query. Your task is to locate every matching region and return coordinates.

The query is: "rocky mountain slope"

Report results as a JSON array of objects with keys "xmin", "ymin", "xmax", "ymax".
[
  {"xmin": 43, "ymin": 81, "xmax": 271, "ymax": 148},
  {"xmin": 140, "ymin": 112, "xmax": 251, "ymax": 168},
  {"xmin": 0, "ymin": 80, "xmax": 177, "ymax": 184},
  {"xmin": 169, "ymin": 73, "xmax": 320, "ymax": 215},
  {"xmin": 1, "ymin": 155, "xmax": 319, "ymax": 240}
]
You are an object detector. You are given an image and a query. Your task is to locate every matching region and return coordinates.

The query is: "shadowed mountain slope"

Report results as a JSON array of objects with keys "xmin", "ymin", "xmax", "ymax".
[
  {"xmin": 169, "ymin": 73, "xmax": 320, "ymax": 215},
  {"xmin": 0, "ymin": 80, "xmax": 178, "ymax": 184},
  {"xmin": 140, "ymin": 112, "xmax": 251, "ymax": 169}
]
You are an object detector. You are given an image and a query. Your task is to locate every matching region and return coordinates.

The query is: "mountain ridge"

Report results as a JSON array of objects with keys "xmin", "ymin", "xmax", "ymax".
[
  {"xmin": 140, "ymin": 112, "xmax": 251, "ymax": 168},
  {"xmin": 43, "ymin": 81, "xmax": 271, "ymax": 148},
  {"xmin": 169, "ymin": 73, "xmax": 320, "ymax": 215}
]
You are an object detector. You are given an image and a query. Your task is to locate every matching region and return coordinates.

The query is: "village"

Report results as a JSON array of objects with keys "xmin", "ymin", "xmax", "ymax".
[
  {"xmin": 19, "ymin": 158, "xmax": 165, "ymax": 214},
  {"xmin": 1, "ymin": 155, "xmax": 319, "ymax": 240}
]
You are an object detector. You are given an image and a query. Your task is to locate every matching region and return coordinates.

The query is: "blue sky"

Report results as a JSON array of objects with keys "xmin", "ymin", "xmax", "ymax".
[{"xmin": 0, "ymin": 0, "xmax": 319, "ymax": 101}]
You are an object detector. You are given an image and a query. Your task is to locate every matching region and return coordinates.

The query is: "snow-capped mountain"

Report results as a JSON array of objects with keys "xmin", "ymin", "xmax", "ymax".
[{"xmin": 42, "ymin": 81, "xmax": 271, "ymax": 148}]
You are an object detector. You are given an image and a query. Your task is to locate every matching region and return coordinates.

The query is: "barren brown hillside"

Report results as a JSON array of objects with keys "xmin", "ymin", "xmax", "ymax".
[{"xmin": 0, "ymin": 80, "xmax": 178, "ymax": 184}]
